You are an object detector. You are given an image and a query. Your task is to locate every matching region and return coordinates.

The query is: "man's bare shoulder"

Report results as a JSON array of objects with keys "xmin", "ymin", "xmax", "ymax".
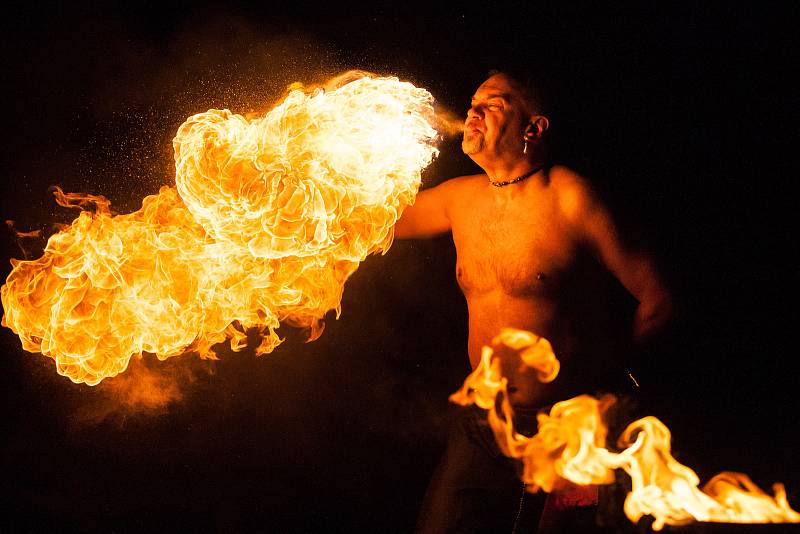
[
  {"xmin": 549, "ymin": 164, "xmax": 593, "ymax": 194},
  {"xmin": 548, "ymin": 165, "xmax": 601, "ymax": 222},
  {"xmin": 434, "ymin": 173, "xmax": 486, "ymax": 191},
  {"xmin": 423, "ymin": 173, "xmax": 486, "ymax": 202},
  {"xmin": 396, "ymin": 174, "xmax": 485, "ymax": 238}
]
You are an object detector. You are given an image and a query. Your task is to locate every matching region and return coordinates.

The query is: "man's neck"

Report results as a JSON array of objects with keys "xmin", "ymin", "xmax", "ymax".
[{"xmin": 480, "ymin": 155, "xmax": 547, "ymax": 185}]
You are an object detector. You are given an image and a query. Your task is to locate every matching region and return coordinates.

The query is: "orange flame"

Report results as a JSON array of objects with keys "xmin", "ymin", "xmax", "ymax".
[
  {"xmin": 451, "ymin": 328, "xmax": 800, "ymax": 530},
  {"xmin": 1, "ymin": 72, "xmax": 439, "ymax": 385}
]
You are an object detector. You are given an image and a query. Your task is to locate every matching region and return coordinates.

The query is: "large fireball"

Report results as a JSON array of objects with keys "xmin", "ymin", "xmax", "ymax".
[{"xmin": 1, "ymin": 72, "xmax": 439, "ymax": 385}]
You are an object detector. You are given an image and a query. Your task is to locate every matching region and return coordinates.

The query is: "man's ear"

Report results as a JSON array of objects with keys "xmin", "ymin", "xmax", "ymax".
[{"xmin": 525, "ymin": 115, "xmax": 550, "ymax": 140}]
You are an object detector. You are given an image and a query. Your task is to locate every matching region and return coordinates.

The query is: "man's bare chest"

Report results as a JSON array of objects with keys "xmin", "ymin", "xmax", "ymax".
[{"xmin": 450, "ymin": 198, "xmax": 578, "ymax": 296}]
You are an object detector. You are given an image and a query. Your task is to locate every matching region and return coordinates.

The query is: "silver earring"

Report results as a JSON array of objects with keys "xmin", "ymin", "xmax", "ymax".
[{"xmin": 523, "ymin": 139, "xmax": 528, "ymax": 155}]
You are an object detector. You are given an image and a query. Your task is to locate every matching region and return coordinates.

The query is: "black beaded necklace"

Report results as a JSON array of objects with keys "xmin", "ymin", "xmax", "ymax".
[{"xmin": 489, "ymin": 165, "xmax": 544, "ymax": 187}]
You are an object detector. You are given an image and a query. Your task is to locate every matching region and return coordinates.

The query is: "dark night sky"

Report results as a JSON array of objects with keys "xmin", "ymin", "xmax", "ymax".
[{"xmin": 0, "ymin": 2, "xmax": 797, "ymax": 532}]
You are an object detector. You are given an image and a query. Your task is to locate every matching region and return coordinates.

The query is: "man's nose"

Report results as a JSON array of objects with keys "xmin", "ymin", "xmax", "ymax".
[{"xmin": 466, "ymin": 106, "xmax": 483, "ymax": 120}]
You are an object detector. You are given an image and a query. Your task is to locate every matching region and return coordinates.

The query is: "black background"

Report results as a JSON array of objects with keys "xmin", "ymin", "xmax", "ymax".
[{"xmin": 0, "ymin": 2, "xmax": 797, "ymax": 532}]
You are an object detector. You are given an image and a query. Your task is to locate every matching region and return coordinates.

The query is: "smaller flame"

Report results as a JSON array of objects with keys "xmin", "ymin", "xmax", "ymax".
[{"xmin": 451, "ymin": 328, "xmax": 800, "ymax": 530}]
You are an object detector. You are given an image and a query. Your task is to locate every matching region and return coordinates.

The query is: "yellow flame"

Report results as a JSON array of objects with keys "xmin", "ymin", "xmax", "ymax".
[
  {"xmin": 451, "ymin": 327, "xmax": 800, "ymax": 530},
  {"xmin": 1, "ymin": 73, "xmax": 439, "ymax": 385}
]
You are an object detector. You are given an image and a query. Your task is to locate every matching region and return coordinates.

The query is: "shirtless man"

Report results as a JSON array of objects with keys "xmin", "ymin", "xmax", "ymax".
[{"xmin": 396, "ymin": 71, "xmax": 672, "ymax": 532}]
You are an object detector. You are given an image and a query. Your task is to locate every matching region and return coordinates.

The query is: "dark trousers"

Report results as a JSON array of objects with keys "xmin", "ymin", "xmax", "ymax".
[
  {"xmin": 416, "ymin": 405, "xmax": 545, "ymax": 533},
  {"xmin": 416, "ymin": 405, "xmax": 620, "ymax": 533}
]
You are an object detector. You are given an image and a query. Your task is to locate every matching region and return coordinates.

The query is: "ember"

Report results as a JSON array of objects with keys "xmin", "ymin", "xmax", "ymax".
[
  {"xmin": 1, "ymin": 72, "xmax": 439, "ymax": 385},
  {"xmin": 451, "ymin": 328, "xmax": 800, "ymax": 530}
]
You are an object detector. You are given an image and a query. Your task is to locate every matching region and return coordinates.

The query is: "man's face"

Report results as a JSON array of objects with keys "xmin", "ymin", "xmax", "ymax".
[{"xmin": 462, "ymin": 74, "xmax": 529, "ymax": 159}]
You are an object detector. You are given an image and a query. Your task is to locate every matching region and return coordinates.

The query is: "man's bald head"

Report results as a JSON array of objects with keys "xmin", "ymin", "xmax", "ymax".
[{"xmin": 486, "ymin": 68, "xmax": 552, "ymax": 119}]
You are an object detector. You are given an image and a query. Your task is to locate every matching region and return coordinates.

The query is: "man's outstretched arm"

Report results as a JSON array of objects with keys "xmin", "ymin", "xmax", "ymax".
[{"xmin": 394, "ymin": 179, "xmax": 457, "ymax": 239}]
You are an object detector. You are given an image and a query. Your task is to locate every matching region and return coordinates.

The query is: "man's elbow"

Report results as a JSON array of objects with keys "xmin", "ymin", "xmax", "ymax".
[{"xmin": 633, "ymin": 291, "xmax": 674, "ymax": 346}]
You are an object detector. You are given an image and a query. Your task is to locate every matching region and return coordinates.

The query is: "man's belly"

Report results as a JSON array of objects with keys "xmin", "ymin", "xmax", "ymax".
[
  {"xmin": 466, "ymin": 292, "xmax": 560, "ymax": 368},
  {"xmin": 465, "ymin": 292, "xmax": 625, "ymax": 409}
]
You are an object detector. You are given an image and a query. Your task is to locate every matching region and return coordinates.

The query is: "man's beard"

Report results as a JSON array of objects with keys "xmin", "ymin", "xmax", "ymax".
[{"xmin": 461, "ymin": 131, "xmax": 484, "ymax": 155}]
